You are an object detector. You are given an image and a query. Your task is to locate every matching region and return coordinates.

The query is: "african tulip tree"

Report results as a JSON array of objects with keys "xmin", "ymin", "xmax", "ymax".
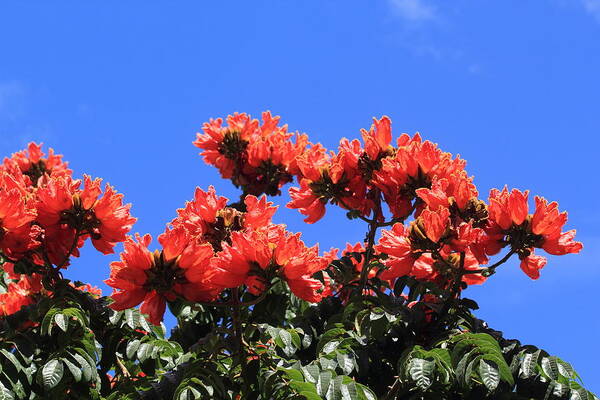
[{"xmin": 0, "ymin": 113, "xmax": 593, "ymax": 399}]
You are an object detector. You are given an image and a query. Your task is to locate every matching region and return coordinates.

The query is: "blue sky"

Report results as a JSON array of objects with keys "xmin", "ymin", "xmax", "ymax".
[{"xmin": 1, "ymin": 0, "xmax": 599, "ymax": 390}]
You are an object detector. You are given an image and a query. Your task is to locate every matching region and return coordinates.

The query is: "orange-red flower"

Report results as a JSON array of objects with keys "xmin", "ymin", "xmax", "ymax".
[
  {"xmin": 485, "ymin": 188, "xmax": 582, "ymax": 279},
  {"xmin": 35, "ymin": 175, "xmax": 136, "ymax": 264},
  {"xmin": 519, "ymin": 253, "xmax": 547, "ymax": 280},
  {"xmin": 531, "ymin": 196, "xmax": 582, "ymax": 256},
  {"xmin": 0, "ymin": 174, "xmax": 38, "ymax": 258},
  {"xmin": 371, "ymin": 133, "xmax": 470, "ymax": 220},
  {"xmin": 194, "ymin": 112, "xmax": 306, "ymax": 196},
  {"xmin": 488, "ymin": 187, "xmax": 529, "ymax": 230},
  {"xmin": 288, "ymin": 143, "xmax": 368, "ymax": 223},
  {"xmin": 0, "ymin": 280, "xmax": 35, "ymax": 316},
  {"xmin": 106, "ymin": 231, "xmax": 217, "ymax": 325},
  {"xmin": 211, "ymin": 226, "xmax": 330, "ymax": 302},
  {"xmin": 0, "ymin": 268, "xmax": 43, "ymax": 316},
  {"xmin": 375, "ymin": 223, "xmax": 417, "ymax": 281},
  {"xmin": 361, "ymin": 116, "xmax": 393, "ymax": 162},
  {"xmin": 420, "ymin": 206, "xmax": 450, "ymax": 243},
  {"xmin": 375, "ymin": 221, "xmax": 486, "ymax": 286},
  {"xmin": 172, "ymin": 187, "xmax": 277, "ymax": 251},
  {"xmin": 2, "ymin": 142, "xmax": 71, "ymax": 187},
  {"xmin": 194, "ymin": 113, "xmax": 258, "ymax": 179}
]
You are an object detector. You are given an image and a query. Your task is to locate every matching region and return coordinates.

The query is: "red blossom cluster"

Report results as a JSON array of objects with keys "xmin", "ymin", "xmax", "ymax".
[
  {"xmin": 194, "ymin": 112, "xmax": 308, "ymax": 196},
  {"xmin": 105, "ymin": 187, "xmax": 332, "ymax": 325},
  {"xmin": 0, "ymin": 143, "xmax": 131, "ymax": 315},
  {"xmin": 194, "ymin": 112, "xmax": 582, "ymax": 297},
  {"xmin": 0, "ymin": 113, "xmax": 583, "ymax": 326}
]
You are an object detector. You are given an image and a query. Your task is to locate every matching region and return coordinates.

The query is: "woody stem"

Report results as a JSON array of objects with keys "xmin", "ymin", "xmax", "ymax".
[
  {"xmin": 437, "ymin": 251, "xmax": 466, "ymax": 323},
  {"xmin": 231, "ymin": 287, "xmax": 247, "ymax": 391},
  {"xmin": 357, "ymin": 190, "xmax": 383, "ymax": 294},
  {"xmin": 461, "ymin": 249, "xmax": 516, "ymax": 276},
  {"xmin": 57, "ymin": 227, "xmax": 82, "ymax": 270}
]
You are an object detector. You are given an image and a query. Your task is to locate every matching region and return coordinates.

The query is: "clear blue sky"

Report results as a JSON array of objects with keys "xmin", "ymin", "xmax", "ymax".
[{"xmin": 1, "ymin": 0, "xmax": 599, "ymax": 390}]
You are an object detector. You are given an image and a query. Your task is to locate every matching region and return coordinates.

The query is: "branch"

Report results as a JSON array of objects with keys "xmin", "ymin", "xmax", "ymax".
[
  {"xmin": 357, "ymin": 189, "xmax": 384, "ymax": 294},
  {"xmin": 191, "ymin": 288, "xmax": 269, "ymax": 310},
  {"xmin": 461, "ymin": 249, "xmax": 516, "ymax": 276},
  {"xmin": 56, "ymin": 227, "xmax": 82, "ymax": 270}
]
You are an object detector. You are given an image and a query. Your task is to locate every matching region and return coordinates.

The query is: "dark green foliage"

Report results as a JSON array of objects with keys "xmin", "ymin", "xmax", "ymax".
[{"xmin": 0, "ymin": 266, "xmax": 596, "ymax": 399}]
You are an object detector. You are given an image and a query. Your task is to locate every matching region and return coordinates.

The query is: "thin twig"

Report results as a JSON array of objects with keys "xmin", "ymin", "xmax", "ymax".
[
  {"xmin": 191, "ymin": 288, "xmax": 269, "ymax": 310},
  {"xmin": 357, "ymin": 190, "xmax": 384, "ymax": 294},
  {"xmin": 461, "ymin": 249, "xmax": 516, "ymax": 276},
  {"xmin": 56, "ymin": 227, "xmax": 82, "ymax": 270}
]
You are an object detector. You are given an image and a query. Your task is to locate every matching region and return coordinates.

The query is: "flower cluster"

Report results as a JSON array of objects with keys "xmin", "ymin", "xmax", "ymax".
[
  {"xmin": 0, "ymin": 143, "xmax": 134, "ymax": 316},
  {"xmin": 485, "ymin": 188, "xmax": 582, "ymax": 279},
  {"xmin": 0, "ymin": 264, "xmax": 42, "ymax": 316},
  {"xmin": 288, "ymin": 117, "xmax": 477, "ymax": 224},
  {"xmin": 194, "ymin": 112, "xmax": 308, "ymax": 196},
  {"xmin": 106, "ymin": 187, "xmax": 332, "ymax": 324},
  {"xmin": 0, "ymin": 113, "xmax": 583, "ymax": 327},
  {"xmin": 192, "ymin": 112, "xmax": 581, "ymax": 299}
]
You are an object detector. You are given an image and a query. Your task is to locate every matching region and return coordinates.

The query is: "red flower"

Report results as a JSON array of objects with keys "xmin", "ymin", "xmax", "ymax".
[
  {"xmin": 375, "ymin": 223, "xmax": 417, "ymax": 281},
  {"xmin": 194, "ymin": 113, "xmax": 258, "ymax": 179},
  {"xmin": 274, "ymin": 231, "xmax": 330, "ymax": 302},
  {"xmin": 485, "ymin": 189, "xmax": 582, "ymax": 279},
  {"xmin": 105, "ymin": 234, "xmax": 154, "ymax": 312},
  {"xmin": 532, "ymin": 197, "xmax": 582, "ymax": 256},
  {"xmin": 173, "ymin": 187, "xmax": 277, "ymax": 251},
  {"xmin": 519, "ymin": 253, "xmax": 547, "ymax": 280},
  {"xmin": 2, "ymin": 142, "xmax": 71, "ymax": 187},
  {"xmin": 420, "ymin": 206, "xmax": 450, "ymax": 243},
  {"xmin": 361, "ymin": 116, "xmax": 392, "ymax": 161},
  {"xmin": 488, "ymin": 187, "xmax": 529, "ymax": 230},
  {"xmin": 158, "ymin": 225, "xmax": 219, "ymax": 301},
  {"xmin": 70, "ymin": 283, "xmax": 102, "ymax": 297},
  {"xmin": 0, "ymin": 280, "xmax": 35, "ymax": 316},
  {"xmin": 372, "ymin": 133, "xmax": 469, "ymax": 219},
  {"xmin": 194, "ymin": 112, "xmax": 306, "ymax": 196},
  {"xmin": 106, "ymin": 230, "xmax": 217, "ymax": 325},
  {"xmin": 211, "ymin": 226, "xmax": 330, "ymax": 302},
  {"xmin": 35, "ymin": 175, "xmax": 136, "ymax": 264},
  {"xmin": 0, "ymin": 174, "xmax": 38, "ymax": 258},
  {"xmin": 288, "ymin": 143, "xmax": 367, "ymax": 223}
]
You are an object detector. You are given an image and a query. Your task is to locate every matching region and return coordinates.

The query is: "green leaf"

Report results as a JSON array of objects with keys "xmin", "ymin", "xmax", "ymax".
[
  {"xmin": 478, "ymin": 358, "xmax": 500, "ymax": 391},
  {"xmin": 279, "ymin": 329, "xmax": 296, "ymax": 356},
  {"xmin": 126, "ymin": 339, "xmax": 141, "ymax": 359},
  {"xmin": 520, "ymin": 349, "xmax": 541, "ymax": 378},
  {"xmin": 289, "ymin": 381, "xmax": 318, "ymax": 393},
  {"xmin": 340, "ymin": 381, "xmax": 358, "ymax": 400},
  {"xmin": 336, "ymin": 353, "xmax": 354, "ymax": 375},
  {"xmin": 288, "ymin": 329, "xmax": 302, "ymax": 349},
  {"xmin": 62, "ymin": 358, "xmax": 82, "ymax": 382},
  {"xmin": 0, "ymin": 349, "xmax": 22, "ymax": 373},
  {"xmin": 280, "ymin": 368, "xmax": 305, "ymax": 382},
  {"xmin": 137, "ymin": 342, "xmax": 152, "ymax": 362},
  {"xmin": 125, "ymin": 309, "xmax": 139, "ymax": 330},
  {"xmin": 317, "ymin": 328, "xmax": 346, "ymax": 354},
  {"xmin": 71, "ymin": 351, "xmax": 93, "ymax": 382},
  {"xmin": 0, "ymin": 385, "xmax": 14, "ymax": 400},
  {"xmin": 41, "ymin": 359, "xmax": 64, "ymax": 390},
  {"xmin": 356, "ymin": 384, "xmax": 377, "ymax": 400},
  {"xmin": 407, "ymin": 358, "xmax": 435, "ymax": 391},
  {"xmin": 570, "ymin": 388, "xmax": 590, "ymax": 400},
  {"xmin": 0, "ymin": 381, "xmax": 14, "ymax": 400},
  {"xmin": 54, "ymin": 313, "xmax": 67, "ymax": 332},
  {"xmin": 179, "ymin": 386, "xmax": 202, "ymax": 399},
  {"xmin": 322, "ymin": 341, "xmax": 340, "ymax": 355},
  {"xmin": 541, "ymin": 356, "xmax": 560, "ymax": 380},
  {"xmin": 299, "ymin": 392, "xmax": 323, "ymax": 400},
  {"xmin": 316, "ymin": 370, "xmax": 333, "ymax": 396},
  {"xmin": 302, "ymin": 364, "xmax": 321, "ymax": 384}
]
